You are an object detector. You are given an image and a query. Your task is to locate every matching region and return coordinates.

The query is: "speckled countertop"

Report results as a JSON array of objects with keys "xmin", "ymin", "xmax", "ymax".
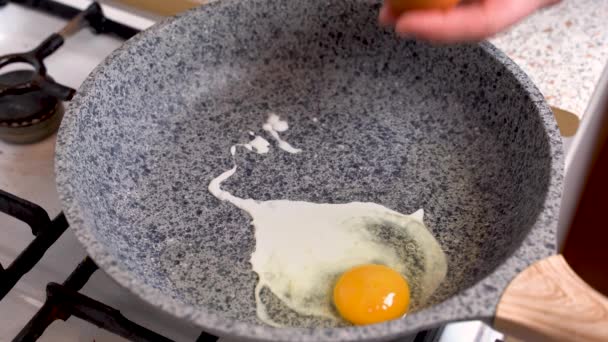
[
  {"xmin": 123, "ymin": 0, "xmax": 607, "ymax": 118},
  {"xmin": 491, "ymin": 0, "xmax": 608, "ymax": 118}
]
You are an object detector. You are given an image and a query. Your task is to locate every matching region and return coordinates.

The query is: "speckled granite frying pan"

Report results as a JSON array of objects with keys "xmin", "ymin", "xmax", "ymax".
[{"xmin": 54, "ymin": 0, "xmax": 570, "ymax": 341}]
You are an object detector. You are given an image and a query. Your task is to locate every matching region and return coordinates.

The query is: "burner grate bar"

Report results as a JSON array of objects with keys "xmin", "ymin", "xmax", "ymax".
[
  {"xmin": 4, "ymin": 0, "xmax": 139, "ymax": 39},
  {"xmin": 0, "ymin": 212, "xmax": 69, "ymax": 300},
  {"xmin": 12, "ymin": 257, "xmax": 97, "ymax": 342},
  {"xmin": 14, "ymin": 257, "xmax": 176, "ymax": 342},
  {"xmin": 62, "ymin": 255, "xmax": 98, "ymax": 289},
  {"xmin": 197, "ymin": 331, "xmax": 220, "ymax": 342},
  {"xmin": 0, "ymin": 189, "xmax": 52, "ymax": 236}
]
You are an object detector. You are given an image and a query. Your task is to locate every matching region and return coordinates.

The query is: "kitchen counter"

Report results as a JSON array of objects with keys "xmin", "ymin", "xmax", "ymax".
[
  {"xmin": 119, "ymin": 0, "xmax": 608, "ymax": 119},
  {"xmin": 491, "ymin": 0, "xmax": 608, "ymax": 118}
]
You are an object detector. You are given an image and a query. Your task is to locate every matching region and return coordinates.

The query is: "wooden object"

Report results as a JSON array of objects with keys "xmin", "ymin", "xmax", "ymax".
[
  {"xmin": 495, "ymin": 255, "xmax": 608, "ymax": 342},
  {"xmin": 551, "ymin": 107, "xmax": 580, "ymax": 137},
  {"xmin": 113, "ymin": 0, "xmax": 206, "ymax": 16}
]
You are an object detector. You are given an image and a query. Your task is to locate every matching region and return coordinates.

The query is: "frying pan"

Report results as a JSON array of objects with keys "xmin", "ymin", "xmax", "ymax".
[{"xmin": 54, "ymin": 0, "xmax": 607, "ymax": 341}]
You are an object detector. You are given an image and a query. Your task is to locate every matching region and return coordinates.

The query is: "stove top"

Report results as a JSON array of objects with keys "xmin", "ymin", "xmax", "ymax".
[{"xmin": 1, "ymin": 189, "xmax": 216, "ymax": 341}]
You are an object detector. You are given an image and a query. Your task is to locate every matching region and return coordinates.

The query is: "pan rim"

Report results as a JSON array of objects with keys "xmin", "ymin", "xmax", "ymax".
[{"xmin": 55, "ymin": 1, "xmax": 564, "ymax": 341}]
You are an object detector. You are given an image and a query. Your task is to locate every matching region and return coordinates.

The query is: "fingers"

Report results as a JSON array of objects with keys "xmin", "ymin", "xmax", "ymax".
[
  {"xmin": 382, "ymin": 0, "xmax": 560, "ymax": 43},
  {"xmin": 378, "ymin": 5, "xmax": 398, "ymax": 27},
  {"xmin": 395, "ymin": 3, "xmax": 498, "ymax": 43}
]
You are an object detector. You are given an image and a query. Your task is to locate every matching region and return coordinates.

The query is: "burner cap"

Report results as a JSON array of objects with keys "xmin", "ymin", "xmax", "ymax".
[{"xmin": 0, "ymin": 70, "xmax": 64, "ymax": 144}]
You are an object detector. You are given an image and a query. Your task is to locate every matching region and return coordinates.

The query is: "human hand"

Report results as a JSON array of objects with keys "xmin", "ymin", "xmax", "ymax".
[{"xmin": 379, "ymin": 0, "xmax": 561, "ymax": 43}]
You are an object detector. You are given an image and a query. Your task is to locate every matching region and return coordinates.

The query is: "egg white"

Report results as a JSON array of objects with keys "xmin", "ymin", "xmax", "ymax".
[
  {"xmin": 208, "ymin": 114, "xmax": 447, "ymax": 327},
  {"xmin": 249, "ymin": 201, "xmax": 447, "ymax": 326}
]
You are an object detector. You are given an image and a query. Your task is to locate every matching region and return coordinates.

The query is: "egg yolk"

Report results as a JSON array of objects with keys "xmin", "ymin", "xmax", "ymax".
[{"xmin": 333, "ymin": 264, "xmax": 410, "ymax": 325}]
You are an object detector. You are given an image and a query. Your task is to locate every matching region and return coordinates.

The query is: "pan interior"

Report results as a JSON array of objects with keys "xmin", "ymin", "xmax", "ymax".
[{"xmin": 62, "ymin": 0, "xmax": 552, "ymax": 327}]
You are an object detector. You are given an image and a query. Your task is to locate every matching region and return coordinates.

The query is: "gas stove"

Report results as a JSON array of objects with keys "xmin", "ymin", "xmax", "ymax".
[{"xmin": 0, "ymin": 1, "xmax": 503, "ymax": 341}]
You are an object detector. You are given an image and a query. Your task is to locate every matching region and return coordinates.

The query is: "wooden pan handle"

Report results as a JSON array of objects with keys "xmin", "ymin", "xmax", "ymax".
[{"xmin": 495, "ymin": 255, "xmax": 608, "ymax": 341}]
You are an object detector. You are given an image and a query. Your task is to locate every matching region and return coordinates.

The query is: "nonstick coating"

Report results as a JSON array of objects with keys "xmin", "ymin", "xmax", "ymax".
[{"xmin": 55, "ymin": 0, "xmax": 564, "ymax": 340}]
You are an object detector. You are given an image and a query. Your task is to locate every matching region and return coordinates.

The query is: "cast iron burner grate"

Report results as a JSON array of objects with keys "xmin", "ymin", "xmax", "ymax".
[
  {"xmin": 3, "ymin": 0, "xmax": 138, "ymax": 39},
  {"xmin": 0, "ymin": 190, "xmax": 218, "ymax": 342}
]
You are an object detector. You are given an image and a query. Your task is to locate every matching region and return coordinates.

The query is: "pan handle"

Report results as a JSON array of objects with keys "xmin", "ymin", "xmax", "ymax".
[{"xmin": 494, "ymin": 255, "xmax": 608, "ymax": 341}]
